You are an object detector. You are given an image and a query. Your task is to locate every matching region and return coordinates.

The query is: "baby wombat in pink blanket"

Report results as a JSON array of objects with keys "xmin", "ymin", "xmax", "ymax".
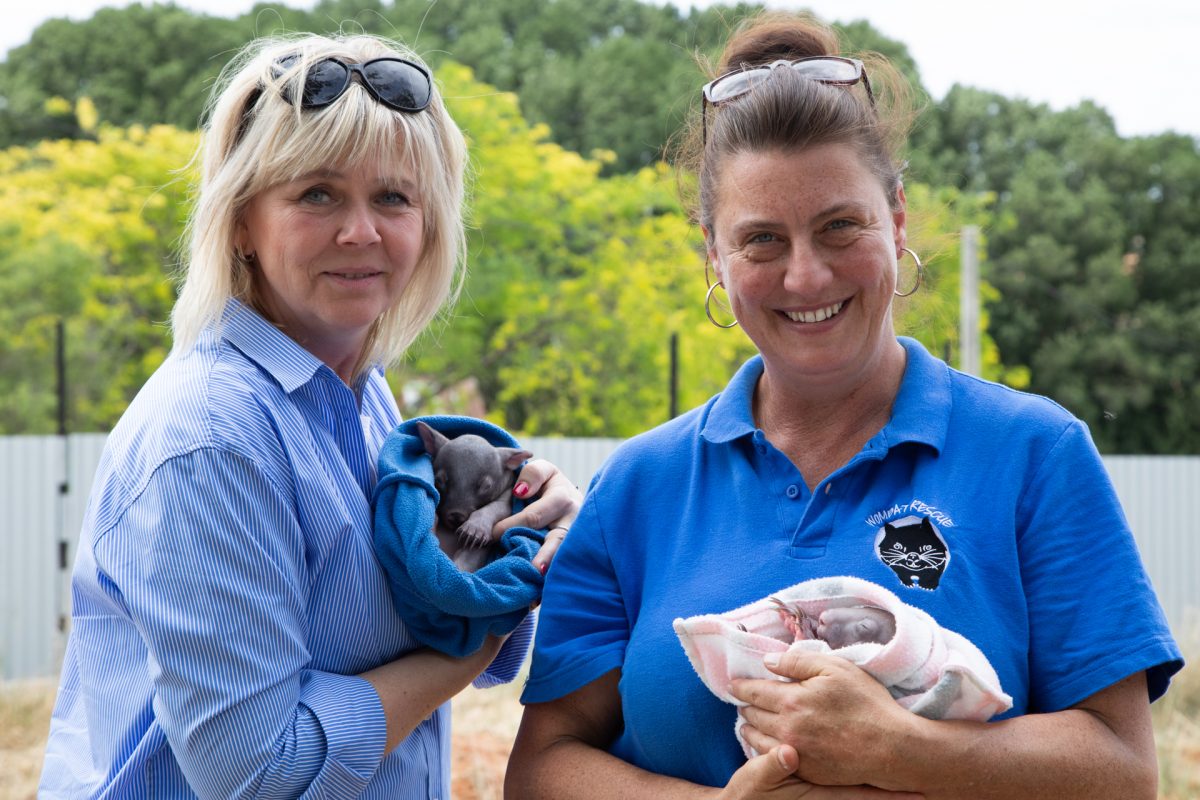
[{"xmin": 673, "ymin": 575, "xmax": 1012, "ymax": 756}]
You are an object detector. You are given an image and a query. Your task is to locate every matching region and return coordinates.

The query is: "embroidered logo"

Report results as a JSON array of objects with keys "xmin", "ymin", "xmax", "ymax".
[{"xmin": 874, "ymin": 515, "xmax": 950, "ymax": 591}]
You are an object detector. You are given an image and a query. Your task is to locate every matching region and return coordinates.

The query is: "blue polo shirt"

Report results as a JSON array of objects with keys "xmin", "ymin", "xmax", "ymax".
[{"xmin": 522, "ymin": 337, "xmax": 1182, "ymax": 788}]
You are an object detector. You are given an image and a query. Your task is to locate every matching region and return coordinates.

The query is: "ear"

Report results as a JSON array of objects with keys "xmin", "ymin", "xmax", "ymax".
[
  {"xmin": 416, "ymin": 421, "xmax": 450, "ymax": 456},
  {"xmin": 234, "ymin": 216, "xmax": 252, "ymax": 256},
  {"xmin": 701, "ymin": 225, "xmax": 721, "ymax": 281},
  {"xmin": 497, "ymin": 447, "xmax": 532, "ymax": 470},
  {"xmin": 892, "ymin": 182, "xmax": 908, "ymax": 256}
]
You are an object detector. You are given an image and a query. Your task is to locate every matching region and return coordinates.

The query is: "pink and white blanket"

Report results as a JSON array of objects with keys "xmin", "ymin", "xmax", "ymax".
[{"xmin": 673, "ymin": 575, "xmax": 1012, "ymax": 756}]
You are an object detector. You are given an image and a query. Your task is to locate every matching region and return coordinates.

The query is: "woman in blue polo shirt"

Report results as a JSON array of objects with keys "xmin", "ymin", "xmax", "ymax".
[{"xmin": 506, "ymin": 12, "xmax": 1182, "ymax": 799}]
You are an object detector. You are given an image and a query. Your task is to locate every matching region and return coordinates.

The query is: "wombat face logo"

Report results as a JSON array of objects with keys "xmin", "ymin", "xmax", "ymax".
[{"xmin": 874, "ymin": 516, "xmax": 949, "ymax": 591}]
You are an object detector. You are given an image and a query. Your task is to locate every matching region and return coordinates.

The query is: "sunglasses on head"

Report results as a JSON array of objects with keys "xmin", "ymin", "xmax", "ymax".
[
  {"xmin": 273, "ymin": 54, "xmax": 433, "ymax": 113},
  {"xmin": 701, "ymin": 56, "xmax": 875, "ymax": 143}
]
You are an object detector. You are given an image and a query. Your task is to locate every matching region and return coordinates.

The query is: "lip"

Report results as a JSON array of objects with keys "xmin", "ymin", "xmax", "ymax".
[
  {"xmin": 779, "ymin": 297, "xmax": 851, "ymax": 325},
  {"xmin": 322, "ymin": 269, "xmax": 385, "ymax": 284}
]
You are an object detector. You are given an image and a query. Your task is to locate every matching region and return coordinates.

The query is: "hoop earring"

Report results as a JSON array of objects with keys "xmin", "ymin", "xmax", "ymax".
[
  {"xmin": 894, "ymin": 247, "xmax": 923, "ymax": 297},
  {"xmin": 705, "ymin": 281, "xmax": 739, "ymax": 329}
]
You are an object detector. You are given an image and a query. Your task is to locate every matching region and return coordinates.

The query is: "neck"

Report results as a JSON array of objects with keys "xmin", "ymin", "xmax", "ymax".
[{"xmin": 754, "ymin": 340, "xmax": 906, "ymax": 488}]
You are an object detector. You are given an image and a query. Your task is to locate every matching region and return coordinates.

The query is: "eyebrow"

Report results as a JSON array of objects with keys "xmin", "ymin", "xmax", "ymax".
[
  {"xmin": 815, "ymin": 201, "xmax": 874, "ymax": 219},
  {"xmin": 289, "ymin": 169, "xmax": 418, "ymax": 192}
]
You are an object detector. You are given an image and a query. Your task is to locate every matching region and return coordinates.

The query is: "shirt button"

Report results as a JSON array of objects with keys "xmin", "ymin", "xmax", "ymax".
[
  {"xmin": 824, "ymin": 482, "xmax": 833, "ymax": 495},
  {"xmin": 785, "ymin": 484, "xmax": 800, "ymax": 499}
]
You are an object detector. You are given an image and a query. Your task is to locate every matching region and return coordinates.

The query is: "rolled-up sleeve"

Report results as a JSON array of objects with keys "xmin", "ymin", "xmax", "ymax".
[
  {"xmin": 96, "ymin": 447, "xmax": 387, "ymax": 798},
  {"xmin": 473, "ymin": 611, "xmax": 536, "ymax": 689}
]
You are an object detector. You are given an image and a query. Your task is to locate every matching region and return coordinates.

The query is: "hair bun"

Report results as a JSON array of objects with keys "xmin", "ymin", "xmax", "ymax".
[{"xmin": 717, "ymin": 14, "xmax": 839, "ymax": 74}]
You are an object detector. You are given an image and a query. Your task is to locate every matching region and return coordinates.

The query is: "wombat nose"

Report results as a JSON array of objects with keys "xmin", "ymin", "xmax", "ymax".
[{"xmin": 445, "ymin": 510, "xmax": 467, "ymax": 529}]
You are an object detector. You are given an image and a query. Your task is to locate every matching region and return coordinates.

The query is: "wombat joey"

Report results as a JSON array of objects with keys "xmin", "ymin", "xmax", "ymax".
[
  {"xmin": 416, "ymin": 421, "xmax": 532, "ymax": 572},
  {"xmin": 768, "ymin": 597, "xmax": 897, "ymax": 650}
]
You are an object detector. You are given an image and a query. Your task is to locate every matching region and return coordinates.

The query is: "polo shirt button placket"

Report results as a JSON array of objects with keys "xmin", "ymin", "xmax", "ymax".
[{"xmin": 785, "ymin": 484, "xmax": 800, "ymax": 499}]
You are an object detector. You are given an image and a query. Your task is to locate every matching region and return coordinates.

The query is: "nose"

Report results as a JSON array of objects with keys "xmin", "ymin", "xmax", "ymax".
[
  {"xmin": 444, "ymin": 509, "xmax": 468, "ymax": 529},
  {"xmin": 781, "ymin": 242, "xmax": 833, "ymax": 294},
  {"xmin": 336, "ymin": 201, "xmax": 383, "ymax": 247}
]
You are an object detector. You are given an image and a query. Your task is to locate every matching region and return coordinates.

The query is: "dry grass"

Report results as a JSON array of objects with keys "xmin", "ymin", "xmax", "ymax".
[
  {"xmin": 1152, "ymin": 640, "xmax": 1200, "ymax": 800},
  {"xmin": 0, "ymin": 678, "xmax": 57, "ymax": 800},
  {"xmin": 4, "ymin": 661, "xmax": 1198, "ymax": 799}
]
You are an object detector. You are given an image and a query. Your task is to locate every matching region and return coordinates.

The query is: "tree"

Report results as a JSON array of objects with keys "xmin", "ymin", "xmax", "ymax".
[
  {"xmin": 915, "ymin": 85, "xmax": 1200, "ymax": 452},
  {"xmin": 0, "ymin": 113, "xmax": 196, "ymax": 433},
  {"xmin": 0, "ymin": 4, "xmax": 246, "ymax": 147}
]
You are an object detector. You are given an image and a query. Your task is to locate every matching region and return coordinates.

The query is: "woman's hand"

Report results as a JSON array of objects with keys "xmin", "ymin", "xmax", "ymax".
[
  {"xmin": 731, "ymin": 651, "xmax": 916, "ymax": 790},
  {"xmin": 720, "ymin": 745, "xmax": 924, "ymax": 800},
  {"xmin": 492, "ymin": 458, "xmax": 581, "ymax": 573}
]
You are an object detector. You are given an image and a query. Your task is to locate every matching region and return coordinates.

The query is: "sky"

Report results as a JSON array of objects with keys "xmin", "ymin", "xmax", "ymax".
[{"xmin": 3, "ymin": 0, "xmax": 1198, "ymax": 139}]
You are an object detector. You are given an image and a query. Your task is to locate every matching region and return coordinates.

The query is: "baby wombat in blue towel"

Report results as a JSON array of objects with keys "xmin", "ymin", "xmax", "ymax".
[{"xmin": 416, "ymin": 421, "xmax": 532, "ymax": 572}]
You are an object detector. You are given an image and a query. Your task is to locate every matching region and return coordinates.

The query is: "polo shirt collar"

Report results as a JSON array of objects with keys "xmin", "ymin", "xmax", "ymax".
[
  {"xmin": 884, "ymin": 336, "xmax": 951, "ymax": 454},
  {"xmin": 218, "ymin": 298, "xmax": 326, "ymax": 393},
  {"xmin": 699, "ymin": 337, "xmax": 950, "ymax": 454},
  {"xmin": 701, "ymin": 355, "xmax": 765, "ymax": 444}
]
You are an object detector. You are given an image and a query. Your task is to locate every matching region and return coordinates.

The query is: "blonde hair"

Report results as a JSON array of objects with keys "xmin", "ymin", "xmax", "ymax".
[{"xmin": 172, "ymin": 33, "xmax": 467, "ymax": 377}]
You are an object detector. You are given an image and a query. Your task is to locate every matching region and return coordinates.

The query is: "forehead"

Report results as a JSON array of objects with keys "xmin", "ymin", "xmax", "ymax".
[{"xmin": 713, "ymin": 143, "xmax": 888, "ymax": 223}]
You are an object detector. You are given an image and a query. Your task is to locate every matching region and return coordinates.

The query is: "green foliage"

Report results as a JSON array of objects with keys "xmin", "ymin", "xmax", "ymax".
[
  {"xmin": 0, "ymin": 5, "xmax": 247, "ymax": 146},
  {"xmin": 915, "ymin": 85, "xmax": 1200, "ymax": 452},
  {"xmin": 397, "ymin": 62, "xmax": 759, "ymax": 435},
  {"xmin": 2, "ymin": 0, "xmax": 1198, "ymax": 450},
  {"xmin": 0, "ymin": 120, "xmax": 195, "ymax": 433}
]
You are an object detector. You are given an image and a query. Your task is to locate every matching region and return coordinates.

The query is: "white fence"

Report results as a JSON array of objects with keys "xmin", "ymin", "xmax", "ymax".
[{"xmin": 2, "ymin": 434, "xmax": 1197, "ymax": 680}]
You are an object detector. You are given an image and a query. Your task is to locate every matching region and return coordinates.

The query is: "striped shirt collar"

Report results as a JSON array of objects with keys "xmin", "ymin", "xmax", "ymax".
[{"xmin": 217, "ymin": 298, "xmax": 380, "ymax": 395}]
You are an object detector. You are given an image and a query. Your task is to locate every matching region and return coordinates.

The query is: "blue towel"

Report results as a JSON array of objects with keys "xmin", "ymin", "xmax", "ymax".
[{"xmin": 372, "ymin": 415, "xmax": 545, "ymax": 657}]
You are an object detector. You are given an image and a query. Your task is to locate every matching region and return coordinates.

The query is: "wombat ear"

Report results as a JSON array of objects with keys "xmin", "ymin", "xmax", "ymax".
[
  {"xmin": 416, "ymin": 421, "xmax": 450, "ymax": 456},
  {"xmin": 498, "ymin": 447, "xmax": 533, "ymax": 470}
]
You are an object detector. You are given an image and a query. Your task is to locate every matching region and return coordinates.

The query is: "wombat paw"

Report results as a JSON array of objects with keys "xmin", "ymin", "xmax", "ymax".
[{"xmin": 457, "ymin": 520, "xmax": 492, "ymax": 549}]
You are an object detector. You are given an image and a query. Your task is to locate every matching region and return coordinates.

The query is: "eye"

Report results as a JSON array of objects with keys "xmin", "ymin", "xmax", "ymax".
[
  {"xmin": 747, "ymin": 231, "xmax": 778, "ymax": 245},
  {"xmin": 299, "ymin": 185, "xmax": 333, "ymax": 204},
  {"xmin": 476, "ymin": 475, "xmax": 496, "ymax": 499},
  {"xmin": 378, "ymin": 189, "xmax": 411, "ymax": 207}
]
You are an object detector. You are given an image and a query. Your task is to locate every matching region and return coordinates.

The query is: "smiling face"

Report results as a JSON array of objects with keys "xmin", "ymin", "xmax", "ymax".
[
  {"xmin": 705, "ymin": 142, "xmax": 907, "ymax": 394},
  {"xmin": 237, "ymin": 160, "xmax": 425, "ymax": 379}
]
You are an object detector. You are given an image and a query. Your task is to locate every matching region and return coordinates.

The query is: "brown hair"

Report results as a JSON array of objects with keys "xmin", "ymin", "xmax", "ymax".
[{"xmin": 676, "ymin": 12, "xmax": 915, "ymax": 235}]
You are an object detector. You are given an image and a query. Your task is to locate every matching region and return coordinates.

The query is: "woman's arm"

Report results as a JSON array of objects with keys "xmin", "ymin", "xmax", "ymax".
[
  {"xmin": 506, "ymin": 669, "xmax": 925, "ymax": 800},
  {"xmin": 735, "ymin": 652, "xmax": 1157, "ymax": 800},
  {"xmin": 360, "ymin": 635, "xmax": 505, "ymax": 753},
  {"xmin": 363, "ymin": 454, "xmax": 586, "ymax": 751}
]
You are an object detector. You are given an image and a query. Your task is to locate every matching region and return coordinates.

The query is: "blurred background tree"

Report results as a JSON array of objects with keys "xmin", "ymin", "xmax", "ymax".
[{"xmin": 1, "ymin": 0, "xmax": 1196, "ymax": 451}]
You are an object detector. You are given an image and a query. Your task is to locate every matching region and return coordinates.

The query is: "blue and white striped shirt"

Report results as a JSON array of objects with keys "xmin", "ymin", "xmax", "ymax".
[{"xmin": 40, "ymin": 300, "xmax": 531, "ymax": 799}]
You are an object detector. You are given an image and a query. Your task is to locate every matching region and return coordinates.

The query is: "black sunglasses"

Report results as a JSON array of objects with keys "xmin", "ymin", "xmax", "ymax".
[{"xmin": 274, "ymin": 55, "xmax": 433, "ymax": 113}]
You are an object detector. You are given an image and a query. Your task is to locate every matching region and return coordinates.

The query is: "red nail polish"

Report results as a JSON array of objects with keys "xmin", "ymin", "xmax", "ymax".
[
  {"xmin": 538, "ymin": 562, "xmax": 548, "ymax": 575},
  {"xmin": 514, "ymin": 482, "xmax": 530, "ymax": 498}
]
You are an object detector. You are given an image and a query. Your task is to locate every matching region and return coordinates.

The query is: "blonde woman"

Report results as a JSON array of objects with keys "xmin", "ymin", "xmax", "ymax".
[{"xmin": 41, "ymin": 34, "xmax": 577, "ymax": 798}]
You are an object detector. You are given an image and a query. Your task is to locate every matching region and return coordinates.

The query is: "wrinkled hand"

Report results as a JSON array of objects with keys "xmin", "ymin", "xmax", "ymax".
[
  {"xmin": 719, "ymin": 745, "xmax": 924, "ymax": 800},
  {"xmin": 492, "ymin": 458, "xmax": 581, "ymax": 574},
  {"xmin": 730, "ymin": 651, "xmax": 917, "ymax": 790}
]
